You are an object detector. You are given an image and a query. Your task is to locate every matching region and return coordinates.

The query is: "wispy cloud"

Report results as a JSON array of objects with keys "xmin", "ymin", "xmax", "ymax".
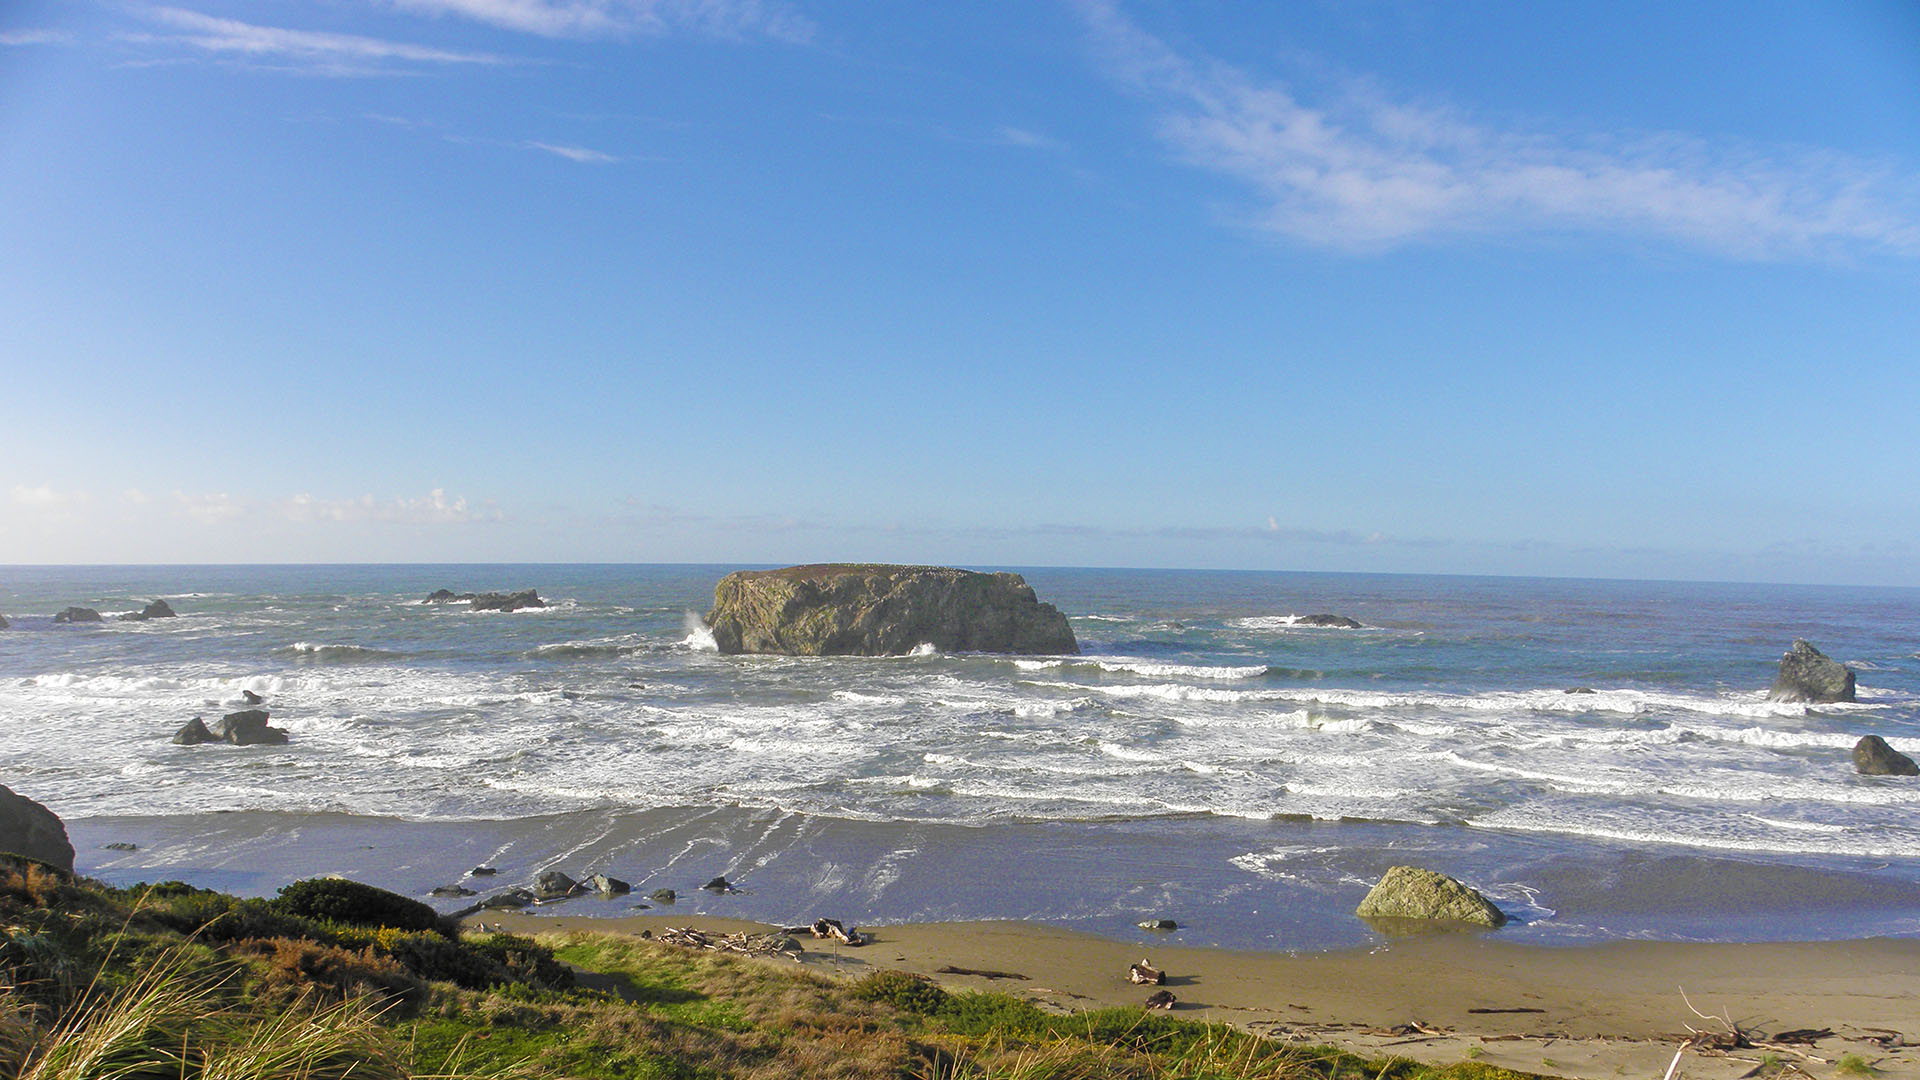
[
  {"xmin": 283, "ymin": 488, "xmax": 501, "ymax": 524},
  {"xmin": 527, "ymin": 140, "xmax": 619, "ymax": 163},
  {"xmin": 0, "ymin": 28, "xmax": 72, "ymax": 46},
  {"xmin": 171, "ymin": 490, "xmax": 245, "ymax": 524},
  {"xmin": 11, "ymin": 484, "xmax": 89, "ymax": 508},
  {"xmin": 993, "ymin": 125, "xmax": 1069, "ymax": 153},
  {"xmin": 384, "ymin": 0, "xmax": 814, "ymax": 43},
  {"xmin": 132, "ymin": 6, "xmax": 512, "ymax": 72},
  {"xmin": 1074, "ymin": 0, "xmax": 1920, "ymax": 259}
]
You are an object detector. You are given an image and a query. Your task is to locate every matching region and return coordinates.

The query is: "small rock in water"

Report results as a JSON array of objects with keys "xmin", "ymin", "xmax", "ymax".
[
  {"xmin": 0, "ymin": 615, "xmax": 10, "ymax": 630},
  {"xmin": 172, "ymin": 718, "xmax": 218, "ymax": 746},
  {"xmin": 1853, "ymin": 735, "xmax": 1918, "ymax": 777},
  {"xmin": 630, "ymin": 902, "xmax": 652, "ymax": 910},
  {"xmin": 591, "ymin": 874, "xmax": 631, "ymax": 895},
  {"xmin": 210, "ymin": 710, "xmax": 288, "ymax": 746},
  {"xmin": 480, "ymin": 888, "xmax": 537, "ymax": 909},
  {"xmin": 431, "ymin": 885, "xmax": 477, "ymax": 898},
  {"xmin": 1137, "ymin": 919, "xmax": 1179, "ymax": 931},
  {"xmin": 702, "ymin": 876, "xmax": 733, "ymax": 893},
  {"xmin": 1355, "ymin": 866, "xmax": 1506, "ymax": 927},
  {"xmin": 471, "ymin": 866, "xmax": 498, "ymax": 876},
  {"xmin": 534, "ymin": 870, "xmax": 582, "ymax": 899},
  {"xmin": 650, "ymin": 888, "xmax": 677, "ymax": 903},
  {"xmin": 1564, "ymin": 687, "xmax": 1597, "ymax": 695},
  {"xmin": 141, "ymin": 599, "xmax": 176, "ymax": 620},
  {"xmin": 53, "ymin": 606, "xmax": 102, "ymax": 624},
  {"xmin": 104, "ymin": 842, "xmax": 138, "ymax": 851},
  {"xmin": 241, "ymin": 689, "xmax": 264, "ymax": 705},
  {"xmin": 1294, "ymin": 613, "xmax": 1362, "ymax": 628}
]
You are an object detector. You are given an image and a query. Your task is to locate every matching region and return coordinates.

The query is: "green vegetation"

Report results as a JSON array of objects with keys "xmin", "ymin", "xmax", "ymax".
[
  {"xmin": 1835, "ymin": 1053, "xmax": 1879, "ymax": 1077},
  {"xmin": 0, "ymin": 854, "xmax": 1549, "ymax": 1080}
]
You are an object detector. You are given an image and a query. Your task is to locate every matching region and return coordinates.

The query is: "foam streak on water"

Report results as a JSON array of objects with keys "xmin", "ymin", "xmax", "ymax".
[{"xmin": 3, "ymin": 565, "xmax": 1918, "ymax": 912}]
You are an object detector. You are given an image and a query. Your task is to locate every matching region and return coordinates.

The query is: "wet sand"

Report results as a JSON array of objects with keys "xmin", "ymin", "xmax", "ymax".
[{"xmin": 478, "ymin": 910, "xmax": 1920, "ymax": 1080}]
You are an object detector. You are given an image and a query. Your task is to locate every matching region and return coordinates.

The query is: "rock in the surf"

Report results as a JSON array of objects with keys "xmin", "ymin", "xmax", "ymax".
[
  {"xmin": 534, "ymin": 870, "xmax": 582, "ymax": 899},
  {"xmin": 1295, "ymin": 613, "xmax": 1363, "ymax": 628},
  {"xmin": 702, "ymin": 876, "xmax": 733, "ymax": 893},
  {"xmin": 209, "ymin": 710, "xmax": 289, "ymax": 746},
  {"xmin": 705, "ymin": 564, "xmax": 1078, "ymax": 656},
  {"xmin": 591, "ymin": 874, "xmax": 631, "ymax": 896},
  {"xmin": 1355, "ymin": 866, "xmax": 1506, "ymax": 927},
  {"xmin": 480, "ymin": 888, "xmax": 536, "ymax": 909},
  {"xmin": 241, "ymin": 690, "xmax": 264, "ymax": 705},
  {"xmin": 0, "ymin": 615, "xmax": 9, "ymax": 629},
  {"xmin": 0, "ymin": 782, "xmax": 75, "ymax": 872},
  {"xmin": 1767, "ymin": 639, "xmax": 1856, "ymax": 703},
  {"xmin": 470, "ymin": 590, "xmax": 544, "ymax": 612},
  {"xmin": 650, "ymin": 888, "xmax": 676, "ymax": 903},
  {"xmin": 120, "ymin": 599, "xmax": 177, "ymax": 621},
  {"xmin": 1853, "ymin": 735, "xmax": 1918, "ymax": 777},
  {"xmin": 53, "ymin": 607, "xmax": 101, "ymax": 624},
  {"xmin": 171, "ymin": 717, "xmax": 218, "ymax": 745},
  {"xmin": 431, "ymin": 884, "xmax": 477, "ymax": 898}
]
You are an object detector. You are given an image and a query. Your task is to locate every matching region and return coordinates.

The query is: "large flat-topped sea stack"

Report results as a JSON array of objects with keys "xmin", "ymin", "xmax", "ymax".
[{"xmin": 706, "ymin": 564, "xmax": 1078, "ymax": 656}]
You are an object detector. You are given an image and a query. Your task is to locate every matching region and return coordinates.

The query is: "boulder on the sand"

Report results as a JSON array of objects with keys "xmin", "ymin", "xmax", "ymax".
[
  {"xmin": 480, "ymin": 888, "xmax": 536, "ymax": 909},
  {"xmin": 591, "ymin": 874, "xmax": 631, "ymax": 896},
  {"xmin": 1355, "ymin": 866, "xmax": 1507, "ymax": 927},
  {"xmin": 534, "ymin": 870, "xmax": 582, "ymax": 899},
  {"xmin": 53, "ymin": 607, "xmax": 101, "ymax": 624},
  {"xmin": 1853, "ymin": 735, "xmax": 1918, "ymax": 777},
  {"xmin": 1295, "ymin": 613, "xmax": 1362, "ymax": 629},
  {"xmin": 1767, "ymin": 639, "xmax": 1856, "ymax": 703},
  {"xmin": 470, "ymin": 590, "xmax": 544, "ymax": 612},
  {"xmin": 209, "ymin": 710, "xmax": 289, "ymax": 746},
  {"xmin": 171, "ymin": 717, "xmax": 218, "ymax": 745},
  {"xmin": 0, "ymin": 783, "xmax": 75, "ymax": 872},
  {"xmin": 705, "ymin": 564, "xmax": 1078, "ymax": 656}
]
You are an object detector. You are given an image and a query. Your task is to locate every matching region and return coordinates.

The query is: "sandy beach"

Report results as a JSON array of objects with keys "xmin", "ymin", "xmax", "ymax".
[{"xmin": 478, "ymin": 910, "xmax": 1920, "ymax": 1079}]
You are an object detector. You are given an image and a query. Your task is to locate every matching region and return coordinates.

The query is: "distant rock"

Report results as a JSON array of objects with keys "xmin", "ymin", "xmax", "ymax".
[
  {"xmin": 650, "ymin": 888, "xmax": 676, "ymax": 903},
  {"xmin": 426, "ymin": 588, "xmax": 545, "ymax": 612},
  {"xmin": 0, "ymin": 783, "xmax": 74, "ymax": 872},
  {"xmin": 480, "ymin": 888, "xmax": 536, "ymax": 909},
  {"xmin": 121, "ymin": 599, "xmax": 177, "ymax": 622},
  {"xmin": 0, "ymin": 615, "xmax": 10, "ymax": 630},
  {"xmin": 1295, "ymin": 613, "xmax": 1363, "ymax": 629},
  {"xmin": 104, "ymin": 842, "xmax": 138, "ymax": 851},
  {"xmin": 702, "ymin": 876, "xmax": 733, "ymax": 893},
  {"xmin": 1768, "ymin": 640, "xmax": 1856, "ymax": 704},
  {"xmin": 1137, "ymin": 919, "xmax": 1179, "ymax": 931},
  {"xmin": 53, "ymin": 607, "xmax": 101, "ymax": 624},
  {"xmin": 471, "ymin": 866, "xmax": 498, "ymax": 876},
  {"xmin": 705, "ymin": 564, "xmax": 1078, "ymax": 656},
  {"xmin": 208, "ymin": 710, "xmax": 289, "ymax": 746},
  {"xmin": 171, "ymin": 718, "xmax": 218, "ymax": 746},
  {"xmin": 1853, "ymin": 735, "xmax": 1918, "ymax": 777},
  {"xmin": 431, "ymin": 884, "xmax": 478, "ymax": 898},
  {"xmin": 241, "ymin": 690, "xmax": 264, "ymax": 705},
  {"xmin": 1355, "ymin": 866, "xmax": 1506, "ymax": 927},
  {"xmin": 1564, "ymin": 687, "xmax": 1597, "ymax": 695},
  {"xmin": 591, "ymin": 874, "xmax": 631, "ymax": 896}
]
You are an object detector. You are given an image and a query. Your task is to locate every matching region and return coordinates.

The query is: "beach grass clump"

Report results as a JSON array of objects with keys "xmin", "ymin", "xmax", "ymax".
[{"xmin": 850, "ymin": 970, "xmax": 948, "ymax": 1015}]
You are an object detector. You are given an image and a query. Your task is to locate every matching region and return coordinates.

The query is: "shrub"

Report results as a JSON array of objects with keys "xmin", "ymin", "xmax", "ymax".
[
  {"xmin": 931, "ymin": 991, "xmax": 1047, "ymax": 1036},
  {"xmin": 241, "ymin": 938, "xmax": 423, "ymax": 1007},
  {"xmin": 849, "ymin": 970, "xmax": 947, "ymax": 1015},
  {"xmin": 464, "ymin": 934, "xmax": 574, "ymax": 991},
  {"xmin": 275, "ymin": 880, "xmax": 444, "ymax": 935}
]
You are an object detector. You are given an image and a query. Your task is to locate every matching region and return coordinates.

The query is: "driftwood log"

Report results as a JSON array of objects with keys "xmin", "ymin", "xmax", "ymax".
[
  {"xmin": 778, "ymin": 918, "xmax": 866, "ymax": 946},
  {"xmin": 657, "ymin": 926, "xmax": 802, "ymax": 961},
  {"xmin": 1128, "ymin": 959, "xmax": 1166, "ymax": 985},
  {"xmin": 1144, "ymin": 989, "xmax": 1177, "ymax": 1010}
]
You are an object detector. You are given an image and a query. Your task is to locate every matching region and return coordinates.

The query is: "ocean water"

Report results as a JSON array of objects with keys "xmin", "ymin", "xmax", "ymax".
[{"xmin": 3, "ymin": 564, "xmax": 1917, "ymax": 950}]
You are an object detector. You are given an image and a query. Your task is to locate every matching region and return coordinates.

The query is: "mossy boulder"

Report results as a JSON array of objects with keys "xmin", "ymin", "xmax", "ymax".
[
  {"xmin": 705, "ymin": 564, "xmax": 1078, "ymax": 656},
  {"xmin": 1355, "ymin": 866, "xmax": 1506, "ymax": 927},
  {"xmin": 1768, "ymin": 639, "xmax": 1856, "ymax": 703}
]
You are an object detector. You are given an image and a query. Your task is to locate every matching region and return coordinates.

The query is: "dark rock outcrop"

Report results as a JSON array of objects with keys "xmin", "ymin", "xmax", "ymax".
[
  {"xmin": 212, "ymin": 710, "xmax": 288, "ymax": 745},
  {"xmin": 702, "ymin": 876, "xmax": 733, "ymax": 893},
  {"xmin": 431, "ymin": 884, "xmax": 477, "ymax": 898},
  {"xmin": 0, "ymin": 615, "xmax": 9, "ymax": 630},
  {"xmin": 1853, "ymin": 735, "xmax": 1918, "ymax": 777},
  {"xmin": 591, "ymin": 874, "xmax": 631, "ymax": 895},
  {"xmin": 0, "ymin": 783, "xmax": 75, "ymax": 872},
  {"xmin": 171, "ymin": 718, "xmax": 218, "ymax": 745},
  {"xmin": 53, "ymin": 607, "xmax": 101, "ymax": 624},
  {"xmin": 480, "ymin": 888, "xmax": 536, "ymax": 909},
  {"xmin": 120, "ymin": 599, "xmax": 177, "ymax": 622},
  {"xmin": 650, "ymin": 888, "xmax": 676, "ymax": 903},
  {"xmin": 1768, "ymin": 640, "xmax": 1856, "ymax": 703},
  {"xmin": 1355, "ymin": 866, "xmax": 1506, "ymax": 927},
  {"xmin": 425, "ymin": 588, "xmax": 544, "ymax": 612},
  {"xmin": 1295, "ymin": 613, "xmax": 1363, "ymax": 628},
  {"xmin": 534, "ymin": 870, "xmax": 582, "ymax": 899},
  {"xmin": 706, "ymin": 564, "xmax": 1078, "ymax": 656}
]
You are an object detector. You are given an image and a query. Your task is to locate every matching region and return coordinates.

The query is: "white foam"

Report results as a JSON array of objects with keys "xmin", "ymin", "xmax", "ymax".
[{"xmin": 680, "ymin": 611, "xmax": 718, "ymax": 652}]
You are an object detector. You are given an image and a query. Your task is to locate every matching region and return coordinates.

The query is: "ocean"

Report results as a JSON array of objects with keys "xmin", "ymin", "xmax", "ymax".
[{"xmin": 3, "ymin": 563, "xmax": 1917, "ymax": 951}]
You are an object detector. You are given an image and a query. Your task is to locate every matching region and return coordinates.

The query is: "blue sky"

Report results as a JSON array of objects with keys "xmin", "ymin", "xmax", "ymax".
[{"xmin": 2, "ymin": 1, "xmax": 1917, "ymax": 584}]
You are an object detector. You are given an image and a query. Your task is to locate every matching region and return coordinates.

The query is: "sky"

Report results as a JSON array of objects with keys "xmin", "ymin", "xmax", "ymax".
[{"xmin": 2, "ymin": 1, "xmax": 1918, "ymax": 585}]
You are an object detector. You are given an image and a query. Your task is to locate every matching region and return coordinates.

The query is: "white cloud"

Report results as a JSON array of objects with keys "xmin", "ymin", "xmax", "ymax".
[
  {"xmin": 172, "ymin": 490, "xmax": 246, "ymax": 524},
  {"xmin": 134, "ymin": 6, "xmax": 511, "ymax": 70},
  {"xmin": 11, "ymin": 484, "xmax": 88, "ymax": 507},
  {"xmin": 283, "ymin": 488, "xmax": 501, "ymax": 525},
  {"xmin": 384, "ymin": 0, "xmax": 814, "ymax": 43},
  {"xmin": 527, "ymin": 140, "xmax": 619, "ymax": 163},
  {"xmin": 994, "ymin": 126, "xmax": 1068, "ymax": 153},
  {"xmin": 1074, "ymin": 0, "xmax": 1920, "ymax": 259},
  {"xmin": 0, "ymin": 28, "xmax": 72, "ymax": 46}
]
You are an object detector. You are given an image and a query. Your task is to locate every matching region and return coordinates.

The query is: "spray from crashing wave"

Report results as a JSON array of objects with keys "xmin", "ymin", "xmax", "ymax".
[{"xmin": 681, "ymin": 611, "xmax": 718, "ymax": 652}]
